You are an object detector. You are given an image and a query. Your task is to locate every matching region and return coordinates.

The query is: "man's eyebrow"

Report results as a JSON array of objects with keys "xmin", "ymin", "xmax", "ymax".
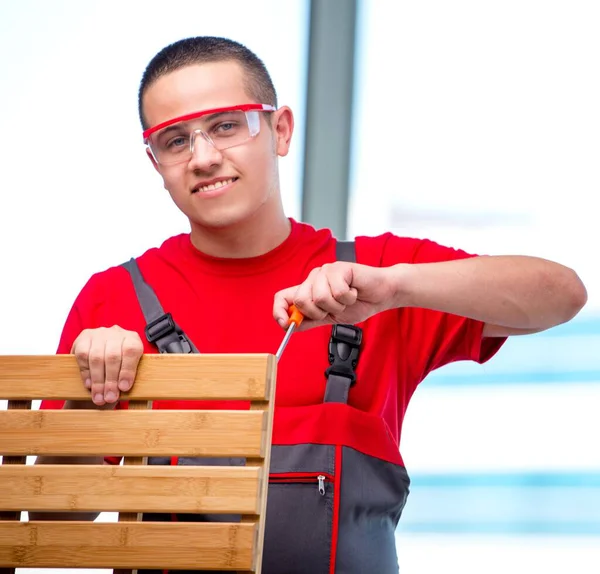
[
  {"xmin": 156, "ymin": 123, "xmax": 186, "ymax": 138},
  {"xmin": 203, "ymin": 111, "xmax": 236, "ymax": 121},
  {"xmin": 156, "ymin": 111, "xmax": 236, "ymax": 136}
]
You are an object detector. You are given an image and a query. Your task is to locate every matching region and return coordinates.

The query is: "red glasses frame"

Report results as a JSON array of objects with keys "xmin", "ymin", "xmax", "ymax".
[{"xmin": 142, "ymin": 103, "xmax": 276, "ymax": 143}]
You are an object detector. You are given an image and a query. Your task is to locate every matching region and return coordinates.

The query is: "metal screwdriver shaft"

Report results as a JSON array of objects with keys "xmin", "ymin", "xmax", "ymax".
[
  {"xmin": 275, "ymin": 323, "xmax": 297, "ymax": 362},
  {"xmin": 275, "ymin": 305, "xmax": 304, "ymax": 361}
]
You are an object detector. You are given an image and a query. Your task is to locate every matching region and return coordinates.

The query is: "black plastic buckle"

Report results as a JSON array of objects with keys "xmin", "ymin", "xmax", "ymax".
[
  {"xmin": 325, "ymin": 324, "xmax": 363, "ymax": 386},
  {"xmin": 145, "ymin": 313, "xmax": 194, "ymax": 353},
  {"xmin": 145, "ymin": 313, "xmax": 177, "ymax": 344}
]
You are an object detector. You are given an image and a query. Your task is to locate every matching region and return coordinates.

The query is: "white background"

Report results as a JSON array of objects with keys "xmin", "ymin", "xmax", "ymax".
[{"xmin": 349, "ymin": 0, "xmax": 600, "ymax": 316}]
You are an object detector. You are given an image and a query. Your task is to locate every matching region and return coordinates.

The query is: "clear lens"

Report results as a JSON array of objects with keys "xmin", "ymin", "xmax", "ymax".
[{"xmin": 148, "ymin": 110, "xmax": 261, "ymax": 165}]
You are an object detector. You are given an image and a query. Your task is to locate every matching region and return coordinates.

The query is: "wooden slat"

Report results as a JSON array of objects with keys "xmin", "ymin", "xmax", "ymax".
[
  {"xmin": 0, "ymin": 522, "xmax": 255, "ymax": 570},
  {"xmin": 0, "ymin": 465, "xmax": 261, "ymax": 514},
  {"xmin": 0, "ymin": 354, "xmax": 274, "ymax": 400},
  {"xmin": 0, "ymin": 410, "xmax": 265, "ymax": 457}
]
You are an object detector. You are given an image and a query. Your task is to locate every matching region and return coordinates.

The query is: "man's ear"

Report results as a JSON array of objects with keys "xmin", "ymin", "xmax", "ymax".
[
  {"xmin": 146, "ymin": 147, "xmax": 161, "ymax": 173},
  {"xmin": 272, "ymin": 106, "xmax": 294, "ymax": 157}
]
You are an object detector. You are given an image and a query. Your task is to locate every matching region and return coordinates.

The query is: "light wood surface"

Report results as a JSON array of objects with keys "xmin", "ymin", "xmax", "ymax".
[
  {"xmin": 0, "ymin": 354, "xmax": 272, "ymax": 400},
  {"xmin": 0, "ymin": 353, "xmax": 277, "ymax": 573},
  {"xmin": 0, "ymin": 522, "xmax": 255, "ymax": 570},
  {"xmin": 0, "ymin": 409, "xmax": 266, "ymax": 457},
  {"xmin": 0, "ymin": 465, "xmax": 262, "ymax": 514}
]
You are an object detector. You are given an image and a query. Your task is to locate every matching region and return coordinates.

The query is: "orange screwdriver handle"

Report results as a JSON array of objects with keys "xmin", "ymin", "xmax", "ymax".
[{"xmin": 288, "ymin": 305, "xmax": 304, "ymax": 327}]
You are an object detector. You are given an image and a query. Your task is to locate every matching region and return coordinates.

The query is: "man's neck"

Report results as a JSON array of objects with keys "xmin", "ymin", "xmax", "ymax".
[{"xmin": 189, "ymin": 211, "xmax": 292, "ymax": 259}]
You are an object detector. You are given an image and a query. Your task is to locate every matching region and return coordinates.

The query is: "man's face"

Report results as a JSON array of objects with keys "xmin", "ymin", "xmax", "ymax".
[{"xmin": 142, "ymin": 61, "xmax": 293, "ymax": 230}]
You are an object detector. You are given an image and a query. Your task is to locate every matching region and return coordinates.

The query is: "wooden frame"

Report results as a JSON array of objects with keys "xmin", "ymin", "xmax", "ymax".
[{"xmin": 0, "ymin": 354, "xmax": 277, "ymax": 573}]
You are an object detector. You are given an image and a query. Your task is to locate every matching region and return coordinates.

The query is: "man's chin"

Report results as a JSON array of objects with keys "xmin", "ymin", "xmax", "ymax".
[{"xmin": 190, "ymin": 209, "xmax": 250, "ymax": 231}]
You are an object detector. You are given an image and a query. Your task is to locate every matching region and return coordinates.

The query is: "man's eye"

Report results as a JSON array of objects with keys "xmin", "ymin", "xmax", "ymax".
[
  {"xmin": 213, "ymin": 122, "xmax": 239, "ymax": 135},
  {"xmin": 168, "ymin": 136, "xmax": 188, "ymax": 148}
]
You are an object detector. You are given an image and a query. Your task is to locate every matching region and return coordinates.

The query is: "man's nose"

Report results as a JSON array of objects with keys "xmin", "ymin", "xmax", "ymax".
[{"xmin": 188, "ymin": 130, "xmax": 223, "ymax": 169}]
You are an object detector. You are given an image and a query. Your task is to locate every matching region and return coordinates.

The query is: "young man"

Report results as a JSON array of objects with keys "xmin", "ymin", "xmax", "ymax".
[{"xmin": 37, "ymin": 36, "xmax": 587, "ymax": 573}]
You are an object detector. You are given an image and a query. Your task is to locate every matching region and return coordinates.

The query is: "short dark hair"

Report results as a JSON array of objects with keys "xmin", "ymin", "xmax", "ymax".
[{"xmin": 138, "ymin": 36, "xmax": 278, "ymax": 129}]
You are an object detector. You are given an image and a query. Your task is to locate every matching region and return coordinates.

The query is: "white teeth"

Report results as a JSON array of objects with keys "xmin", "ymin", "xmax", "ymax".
[{"xmin": 197, "ymin": 178, "xmax": 234, "ymax": 193}]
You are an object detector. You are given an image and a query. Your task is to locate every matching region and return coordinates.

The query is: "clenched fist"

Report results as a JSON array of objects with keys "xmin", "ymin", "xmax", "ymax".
[{"xmin": 273, "ymin": 262, "xmax": 401, "ymax": 331}]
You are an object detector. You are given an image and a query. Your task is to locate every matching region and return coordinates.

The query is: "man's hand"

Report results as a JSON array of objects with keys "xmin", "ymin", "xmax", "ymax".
[
  {"xmin": 71, "ymin": 326, "xmax": 144, "ymax": 406},
  {"xmin": 273, "ymin": 262, "xmax": 398, "ymax": 331}
]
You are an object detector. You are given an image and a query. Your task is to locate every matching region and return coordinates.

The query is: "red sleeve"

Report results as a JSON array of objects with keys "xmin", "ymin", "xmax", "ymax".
[
  {"xmin": 358, "ymin": 233, "xmax": 507, "ymax": 384},
  {"xmin": 405, "ymin": 236, "xmax": 506, "ymax": 373},
  {"xmin": 39, "ymin": 273, "xmax": 122, "ymax": 466}
]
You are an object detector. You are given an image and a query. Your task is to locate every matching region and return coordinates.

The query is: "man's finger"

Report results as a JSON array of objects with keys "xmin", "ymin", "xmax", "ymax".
[
  {"xmin": 327, "ymin": 270, "xmax": 358, "ymax": 307},
  {"xmin": 103, "ymin": 337, "xmax": 123, "ymax": 404},
  {"xmin": 119, "ymin": 334, "xmax": 144, "ymax": 391},
  {"xmin": 273, "ymin": 287, "xmax": 297, "ymax": 327},
  {"xmin": 293, "ymin": 277, "xmax": 330, "ymax": 322},
  {"xmin": 290, "ymin": 269, "xmax": 327, "ymax": 319},
  {"xmin": 311, "ymin": 269, "xmax": 346, "ymax": 315},
  {"xmin": 72, "ymin": 331, "xmax": 93, "ymax": 390},
  {"xmin": 87, "ymin": 336, "xmax": 107, "ymax": 406}
]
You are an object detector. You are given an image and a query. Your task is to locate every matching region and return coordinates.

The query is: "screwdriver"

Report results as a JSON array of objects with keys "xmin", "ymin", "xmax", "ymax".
[{"xmin": 275, "ymin": 305, "xmax": 304, "ymax": 361}]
